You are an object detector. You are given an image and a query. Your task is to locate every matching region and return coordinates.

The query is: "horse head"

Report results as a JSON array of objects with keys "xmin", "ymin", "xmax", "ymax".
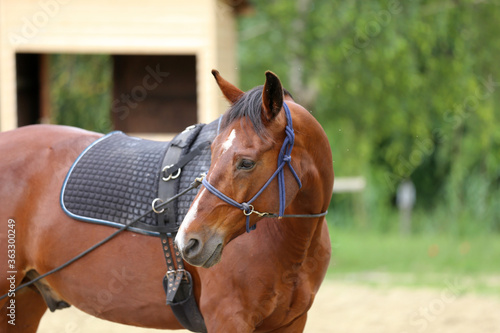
[{"xmin": 175, "ymin": 70, "xmax": 333, "ymax": 268}]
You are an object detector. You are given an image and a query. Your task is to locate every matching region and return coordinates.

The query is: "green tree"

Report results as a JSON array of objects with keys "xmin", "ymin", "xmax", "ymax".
[
  {"xmin": 238, "ymin": 0, "xmax": 500, "ymax": 234},
  {"xmin": 50, "ymin": 54, "xmax": 112, "ymax": 133}
]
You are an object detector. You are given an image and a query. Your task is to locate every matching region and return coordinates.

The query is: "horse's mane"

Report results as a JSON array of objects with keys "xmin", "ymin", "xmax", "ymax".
[{"xmin": 221, "ymin": 85, "xmax": 294, "ymax": 137}]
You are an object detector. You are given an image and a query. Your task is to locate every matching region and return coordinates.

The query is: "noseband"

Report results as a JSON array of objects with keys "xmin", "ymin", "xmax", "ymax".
[{"xmin": 201, "ymin": 102, "xmax": 327, "ymax": 233}]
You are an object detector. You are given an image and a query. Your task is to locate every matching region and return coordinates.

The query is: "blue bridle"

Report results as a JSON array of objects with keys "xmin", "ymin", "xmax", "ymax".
[{"xmin": 201, "ymin": 102, "xmax": 304, "ymax": 233}]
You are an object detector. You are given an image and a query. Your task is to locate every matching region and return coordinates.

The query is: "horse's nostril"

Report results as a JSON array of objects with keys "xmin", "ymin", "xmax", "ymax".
[{"xmin": 184, "ymin": 238, "xmax": 201, "ymax": 258}]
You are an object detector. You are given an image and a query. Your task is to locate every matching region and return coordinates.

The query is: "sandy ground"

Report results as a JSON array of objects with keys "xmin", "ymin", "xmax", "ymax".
[{"xmin": 38, "ymin": 280, "xmax": 500, "ymax": 333}]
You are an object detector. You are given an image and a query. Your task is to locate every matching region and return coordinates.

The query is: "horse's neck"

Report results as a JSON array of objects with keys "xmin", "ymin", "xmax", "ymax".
[
  {"xmin": 264, "ymin": 215, "xmax": 323, "ymax": 265},
  {"xmin": 271, "ymin": 107, "xmax": 332, "ymax": 264}
]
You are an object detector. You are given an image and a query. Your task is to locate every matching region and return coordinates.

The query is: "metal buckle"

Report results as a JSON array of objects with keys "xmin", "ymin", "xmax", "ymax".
[
  {"xmin": 195, "ymin": 172, "xmax": 206, "ymax": 184},
  {"xmin": 165, "ymin": 269, "xmax": 186, "ymax": 278},
  {"xmin": 242, "ymin": 205, "xmax": 269, "ymax": 218},
  {"xmin": 162, "ymin": 165, "xmax": 181, "ymax": 182},
  {"xmin": 242, "ymin": 204, "xmax": 255, "ymax": 216},
  {"xmin": 181, "ymin": 125, "xmax": 196, "ymax": 134},
  {"xmin": 152, "ymin": 198, "xmax": 165, "ymax": 214}
]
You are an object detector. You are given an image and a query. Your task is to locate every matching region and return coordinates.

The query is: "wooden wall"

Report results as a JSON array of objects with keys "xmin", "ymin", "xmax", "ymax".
[
  {"xmin": 112, "ymin": 55, "xmax": 198, "ymax": 134},
  {"xmin": 0, "ymin": 0, "xmax": 239, "ymax": 132}
]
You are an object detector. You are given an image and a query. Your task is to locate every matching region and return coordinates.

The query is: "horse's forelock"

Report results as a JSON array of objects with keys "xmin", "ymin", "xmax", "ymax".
[
  {"xmin": 221, "ymin": 85, "xmax": 266, "ymax": 136},
  {"xmin": 220, "ymin": 85, "xmax": 294, "ymax": 139}
]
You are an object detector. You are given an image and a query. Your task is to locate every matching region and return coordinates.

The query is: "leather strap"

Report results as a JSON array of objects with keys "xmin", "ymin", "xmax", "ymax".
[
  {"xmin": 162, "ymin": 141, "xmax": 210, "ymax": 180},
  {"xmin": 157, "ymin": 124, "xmax": 204, "ymax": 232},
  {"xmin": 160, "ymin": 233, "xmax": 207, "ymax": 332},
  {"xmin": 166, "ymin": 270, "xmax": 207, "ymax": 333},
  {"xmin": 159, "ymin": 233, "xmax": 185, "ymax": 304},
  {"xmin": 156, "ymin": 124, "xmax": 209, "ymax": 332}
]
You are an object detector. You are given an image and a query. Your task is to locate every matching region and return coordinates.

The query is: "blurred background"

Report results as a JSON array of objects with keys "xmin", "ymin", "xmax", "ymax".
[
  {"xmin": 237, "ymin": 0, "xmax": 500, "ymax": 286},
  {"xmin": 1, "ymin": 0, "xmax": 500, "ymax": 332}
]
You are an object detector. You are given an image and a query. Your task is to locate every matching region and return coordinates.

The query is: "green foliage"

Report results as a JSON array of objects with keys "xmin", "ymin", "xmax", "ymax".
[
  {"xmin": 239, "ymin": 0, "xmax": 500, "ymax": 234},
  {"xmin": 50, "ymin": 54, "xmax": 112, "ymax": 133}
]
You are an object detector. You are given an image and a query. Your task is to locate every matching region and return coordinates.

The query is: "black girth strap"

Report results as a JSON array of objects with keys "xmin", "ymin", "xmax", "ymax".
[
  {"xmin": 159, "ymin": 233, "xmax": 185, "ymax": 303},
  {"xmin": 156, "ymin": 124, "xmax": 208, "ymax": 333},
  {"xmin": 159, "ymin": 233, "xmax": 207, "ymax": 333},
  {"xmin": 162, "ymin": 141, "xmax": 211, "ymax": 181},
  {"xmin": 165, "ymin": 268, "xmax": 207, "ymax": 333},
  {"xmin": 157, "ymin": 124, "xmax": 205, "ymax": 232}
]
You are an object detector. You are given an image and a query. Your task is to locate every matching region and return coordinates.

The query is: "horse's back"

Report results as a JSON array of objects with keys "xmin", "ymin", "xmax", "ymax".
[
  {"xmin": 1, "ymin": 124, "xmax": 99, "ymax": 197},
  {"xmin": 1, "ymin": 124, "xmax": 98, "ymax": 174},
  {"xmin": 0, "ymin": 125, "xmax": 101, "ymax": 262},
  {"xmin": 0, "ymin": 124, "xmax": 99, "ymax": 155}
]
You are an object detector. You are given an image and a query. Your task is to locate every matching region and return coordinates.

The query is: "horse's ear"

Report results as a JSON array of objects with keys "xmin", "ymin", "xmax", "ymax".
[
  {"xmin": 212, "ymin": 69, "xmax": 244, "ymax": 104},
  {"xmin": 262, "ymin": 71, "xmax": 283, "ymax": 122}
]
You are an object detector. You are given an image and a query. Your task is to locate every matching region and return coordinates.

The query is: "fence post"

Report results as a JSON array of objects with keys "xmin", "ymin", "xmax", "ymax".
[{"xmin": 396, "ymin": 180, "xmax": 416, "ymax": 235}]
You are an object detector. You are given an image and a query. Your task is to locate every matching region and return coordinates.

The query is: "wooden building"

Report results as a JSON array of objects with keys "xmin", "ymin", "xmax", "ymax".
[{"xmin": 0, "ymin": 0, "xmax": 246, "ymax": 136}]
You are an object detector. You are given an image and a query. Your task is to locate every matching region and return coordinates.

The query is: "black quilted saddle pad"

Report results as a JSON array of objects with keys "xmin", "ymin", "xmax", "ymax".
[{"xmin": 61, "ymin": 121, "xmax": 217, "ymax": 236}]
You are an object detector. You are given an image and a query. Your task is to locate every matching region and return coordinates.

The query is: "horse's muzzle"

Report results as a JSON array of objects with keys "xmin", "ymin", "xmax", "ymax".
[{"xmin": 175, "ymin": 230, "xmax": 224, "ymax": 268}]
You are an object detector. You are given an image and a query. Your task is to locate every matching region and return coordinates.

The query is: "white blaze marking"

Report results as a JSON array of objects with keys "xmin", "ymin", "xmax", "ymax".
[
  {"xmin": 222, "ymin": 129, "xmax": 236, "ymax": 155},
  {"xmin": 176, "ymin": 188, "xmax": 206, "ymax": 249}
]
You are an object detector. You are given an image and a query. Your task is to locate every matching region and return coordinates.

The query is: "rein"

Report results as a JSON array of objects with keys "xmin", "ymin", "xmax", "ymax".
[{"xmin": 202, "ymin": 102, "xmax": 327, "ymax": 233}]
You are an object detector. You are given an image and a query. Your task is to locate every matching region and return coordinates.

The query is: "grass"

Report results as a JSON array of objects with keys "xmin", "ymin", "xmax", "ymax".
[{"xmin": 325, "ymin": 226, "xmax": 500, "ymax": 294}]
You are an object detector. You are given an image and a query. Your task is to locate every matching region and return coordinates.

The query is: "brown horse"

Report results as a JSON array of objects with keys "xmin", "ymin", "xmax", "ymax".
[{"xmin": 0, "ymin": 70, "xmax": 333, "ymax": 332}]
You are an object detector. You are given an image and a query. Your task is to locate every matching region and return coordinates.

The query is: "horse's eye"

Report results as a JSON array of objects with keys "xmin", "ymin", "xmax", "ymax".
[{"xmin": 237, "ymin": 159, "xmax": 256, "ymax": 171}]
